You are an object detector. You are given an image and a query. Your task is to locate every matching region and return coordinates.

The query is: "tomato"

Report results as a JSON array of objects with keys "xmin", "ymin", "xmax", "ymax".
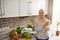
[{"xmin": 10, "ymin": 36, "xmax": 14, "ymax": 40}]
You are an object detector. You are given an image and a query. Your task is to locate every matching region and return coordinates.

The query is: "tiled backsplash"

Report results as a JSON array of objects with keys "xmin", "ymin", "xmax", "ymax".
[{"xmin": 0, "ymin": 16, "xmax": 37, "ymax": 28}]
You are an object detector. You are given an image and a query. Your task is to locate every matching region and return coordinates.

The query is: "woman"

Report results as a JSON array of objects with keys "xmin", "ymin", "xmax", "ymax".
[{"xmin": 34, "ymin": 9, "xmax": 51, "ymax": 40}]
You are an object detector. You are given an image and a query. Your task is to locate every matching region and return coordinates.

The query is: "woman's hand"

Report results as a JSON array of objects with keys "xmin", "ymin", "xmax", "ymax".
[{"xmin": 43, "ymin": 21, "xmax": 49, "ymax": 29}]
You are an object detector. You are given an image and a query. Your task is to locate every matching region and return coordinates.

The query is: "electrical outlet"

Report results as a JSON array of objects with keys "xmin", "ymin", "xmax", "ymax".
[{"xmin": 0, "ymin": 28, "xmax": 4, "ymax": 32}]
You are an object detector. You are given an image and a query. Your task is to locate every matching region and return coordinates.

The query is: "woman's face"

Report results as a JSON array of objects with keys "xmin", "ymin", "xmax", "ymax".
[{"xmin": 39, "ymin": 10, "xmax": 44, "ymax": 19}]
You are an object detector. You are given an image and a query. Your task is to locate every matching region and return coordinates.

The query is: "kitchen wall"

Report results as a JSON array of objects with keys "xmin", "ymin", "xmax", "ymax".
[
  {"xmin": 0, "ymin": 16, "xmax": 37, "ymax": 28},
  {"xmin": 0, "ymin": 15, "xmax": 50, "ymax": 28}
]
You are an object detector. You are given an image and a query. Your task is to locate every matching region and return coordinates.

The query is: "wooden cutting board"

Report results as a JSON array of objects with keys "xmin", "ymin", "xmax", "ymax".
[{"xmin": 17, "ymin": 38, "xmax": 31, "ymax": 40}]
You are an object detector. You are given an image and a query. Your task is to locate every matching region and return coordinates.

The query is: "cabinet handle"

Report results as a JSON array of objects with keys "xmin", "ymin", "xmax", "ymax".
[
  {"xmin": 3, "ymin": 0, "xmax": 5, "ymax": 16},
  {"xmin": 2, "ymin": 13, "xmax": 5, "ymax": 15},
  {"xmin": 0, "ymin": 13, "xmax": 2, "ymax": 18},
  {"xmin": 0, "ymin": 10, "xmax": 2, "ymax": 16},
  {"xmin": 0, "ymin": 14, "xmax": 2, "ymax": 16},
  {"xmin": 0, "ymin": 13, "xmax": 5, "ymax": 16}
]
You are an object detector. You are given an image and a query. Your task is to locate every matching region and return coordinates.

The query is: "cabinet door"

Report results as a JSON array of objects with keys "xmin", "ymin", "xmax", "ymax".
[
  {"xmin": 28, "ymin": 0, "xmax": 48, "ymax": 16},
  {"xmin": 29, "ymin": 0, "xmax": 39, "ymax": 16},
  {"xmin": 2, "ymin": 0, "xmax": 19, "ymax": 18},
  {"xmin": 20, "ymin": 0, "xmax": 48, "ymax": 16},
  {"xmin": 20, "ymin": 0, "xmax": 28, "ymax": 16}
]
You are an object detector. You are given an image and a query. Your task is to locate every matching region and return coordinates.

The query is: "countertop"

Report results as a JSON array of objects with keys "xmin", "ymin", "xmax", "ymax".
[{"xmin": 0, "ymin": 33, "xmax": 36, "ymax": 40}]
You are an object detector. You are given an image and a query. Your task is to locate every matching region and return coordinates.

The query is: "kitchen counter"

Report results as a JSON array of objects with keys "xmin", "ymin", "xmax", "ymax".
[
  {"xmin": 0, "ymin": 32, "xmax": 10, "ymax": 40},
  {"xmin": 0, "ymin": 32, "xmax": 36, "ymax": 40},
  {"xmin": 0, "ymin": 27, "xmax": 14, "ymax": 40},
  {"xmin": 0, "ymin": 26, "xmax": 36, "ymax": 40},
  {"xmin": 1, "ymin": 29, "xmax": 60, "ymax": 40}
]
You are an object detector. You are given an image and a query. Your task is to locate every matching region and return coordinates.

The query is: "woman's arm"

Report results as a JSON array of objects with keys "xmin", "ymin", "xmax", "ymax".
[{"xmin": 37, "ymin": 27, "xmax": 46, "ymax": 36}]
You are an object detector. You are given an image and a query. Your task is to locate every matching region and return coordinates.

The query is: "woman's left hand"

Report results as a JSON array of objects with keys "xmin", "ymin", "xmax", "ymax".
[{"xmin": 43, "ymin": 21, "xmax": 49, "ymax": 29}]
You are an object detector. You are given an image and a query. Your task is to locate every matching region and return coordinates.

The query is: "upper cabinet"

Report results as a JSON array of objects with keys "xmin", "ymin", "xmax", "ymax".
[
  {"xmin": 0, "ymin": 0, "xmax": 48, "ymax": 18},
  {"xmin": 31, "ymin": 0, "xmax": 48, "ymax": 16},
  {"xmin": 1, "ymin": 0, "xmax": 19, "ymax": 18},
  {"xmin": 20, "ymin": 0, "xmax": 28, "ymax": 16},
  {"xmin": 20, "ymin": 0, "xmax": 48, "ymax": 16}
]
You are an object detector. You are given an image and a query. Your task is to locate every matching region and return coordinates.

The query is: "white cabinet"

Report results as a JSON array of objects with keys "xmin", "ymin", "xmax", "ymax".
[
  {"xmin": 2, "ymin": 0, "xmax": 19, "ymax": 18},
  {"xmin": 30, "ymin": 0, "xmax": 48, "ymax": 16},
  {"xmin": 20, "ymin": 0, "xmax": 48, "ymax": 16},
  {"xmin": 0, "ymin": 0, "xmax": 48, "ymax": 18},
  {"xmin": 20, "ymin": 0, "xmax": 39, "ymax": 16},
  {"xmin": 20, "ymin": 0, "xmax": 28, "ymax": 16},
  {"xmin": 28, "ymin": 0, "xmax": 40, "ymax": 16}
]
